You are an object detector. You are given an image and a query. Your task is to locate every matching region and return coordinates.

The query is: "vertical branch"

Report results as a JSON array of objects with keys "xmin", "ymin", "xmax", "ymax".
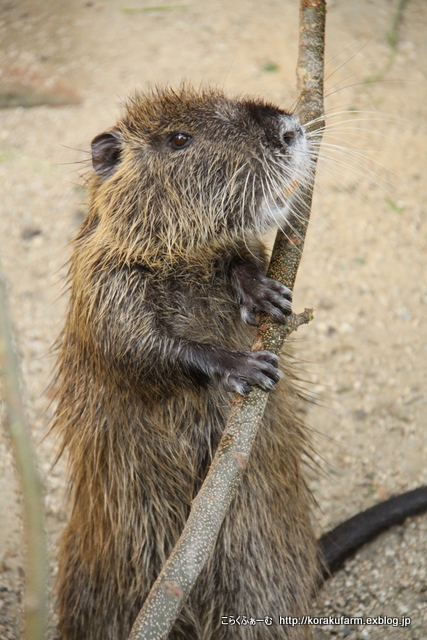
[
  {"xmin": 0, "ymin": 268, "xmax": 48, "ymax": 640},
  {"xmin": 267, "ymin": 0, "xmax": 326, "ymax": 294},
  {"xmin": 128, "ymin": 3, "xmax": 326, "ymax": 639}
]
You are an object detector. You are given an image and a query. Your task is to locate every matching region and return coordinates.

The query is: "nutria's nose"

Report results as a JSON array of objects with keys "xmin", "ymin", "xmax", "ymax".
[
  {"xmin": 280, "ymin": 118, "xmax": 304, "ymax": 147},
  {"xmin": 281, "ymin": 130, "xmax": 297, "ymax": 146}
]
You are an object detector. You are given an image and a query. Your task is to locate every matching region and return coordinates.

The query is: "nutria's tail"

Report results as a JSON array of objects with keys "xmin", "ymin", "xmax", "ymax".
[{"xmin": 318, "ymin": 486, "xmax": 427, "ymax": 582}]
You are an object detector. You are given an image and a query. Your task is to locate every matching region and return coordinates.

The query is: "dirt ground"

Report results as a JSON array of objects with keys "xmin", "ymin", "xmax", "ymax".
[{"xmin": 0, "ymin": 0, "xmax": 426, "ymax": 638}]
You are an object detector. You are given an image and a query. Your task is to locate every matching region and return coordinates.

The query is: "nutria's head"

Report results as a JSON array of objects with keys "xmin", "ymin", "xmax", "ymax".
[{"xmin": 88, "ymin": 85, "xmax": 311, "ymax": 266}]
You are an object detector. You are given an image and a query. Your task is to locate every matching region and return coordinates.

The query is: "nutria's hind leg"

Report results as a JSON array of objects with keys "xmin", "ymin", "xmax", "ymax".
[
  {"xmin": 167, "ymin": 619, "xmax": 201, "ymax": 640},
  {"xmin": 56, "ymin": 531, "xmax": 137, "ymax": 640},
  {"xmin": 56, "ymin": 524, "xmax": 204, "ymax": 640}
]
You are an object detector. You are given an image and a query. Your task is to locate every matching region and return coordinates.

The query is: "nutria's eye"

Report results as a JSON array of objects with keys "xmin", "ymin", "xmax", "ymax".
[{"xmin": 169, "ymin": 133, "xmax": 192, "ymax": 150}]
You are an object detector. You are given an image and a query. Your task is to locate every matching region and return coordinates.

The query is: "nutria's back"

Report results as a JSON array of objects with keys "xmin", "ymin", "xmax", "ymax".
[{"xmin": 54, "ymin": 85, "xmax": 317, "ymax": 640}]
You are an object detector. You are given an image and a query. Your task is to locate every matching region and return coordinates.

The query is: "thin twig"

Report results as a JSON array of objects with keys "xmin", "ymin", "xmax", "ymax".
[
  {"xmin": 0, "ymin": 268, "xmax": 48, "ymax": 640},
  {"xmin": 128, "ymin": 2, "xmax": 326, "ymax": 638}
]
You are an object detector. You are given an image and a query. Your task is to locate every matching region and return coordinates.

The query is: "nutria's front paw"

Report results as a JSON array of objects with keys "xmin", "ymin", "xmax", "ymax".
[
  {"xmin": 240, "ymin": 274, "xmax": 292, "ymax": 326},
  {"xmin": 231, "ymin": 261, "xmax": 292, "ymax": 326},
  {"xmin": 221, "ymin": 350, "xmax": 281, "ymax": 395}
]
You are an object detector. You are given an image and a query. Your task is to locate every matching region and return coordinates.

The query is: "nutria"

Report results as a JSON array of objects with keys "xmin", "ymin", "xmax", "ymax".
[
  {"xmin": 53, "ymin": 85, "xmax": 316, "ymax": 640},
  {"xmin": 52, "ymin": 85, "xmax": 427, "ymax": 640}
]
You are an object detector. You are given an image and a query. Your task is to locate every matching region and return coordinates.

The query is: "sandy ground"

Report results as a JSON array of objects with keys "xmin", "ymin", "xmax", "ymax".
[{"xmin": 0, "ymin": 0, "xmax": 426, "ymax": 638}]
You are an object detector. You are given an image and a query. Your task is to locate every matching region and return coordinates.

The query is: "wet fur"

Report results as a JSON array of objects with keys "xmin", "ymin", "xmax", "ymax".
[{"xmin": 53, "ymin": 85, "xmax": 317, "ymax": 639}]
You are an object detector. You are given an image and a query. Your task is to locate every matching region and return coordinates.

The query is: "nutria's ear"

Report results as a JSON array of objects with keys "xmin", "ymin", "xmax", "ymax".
[{"xmin": 91, "ymin": 131, "xmax": 122, "ymax": 177}]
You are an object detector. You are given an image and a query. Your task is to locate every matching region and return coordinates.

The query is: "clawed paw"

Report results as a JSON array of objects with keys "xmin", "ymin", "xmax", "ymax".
[
  {"xmin": 239, "ymin": 274, "xmax": 292, "ymax": 326},
  {"xmin": 231, "ymin": 260, "xmax": 292, "ymax": 326},
  {"xmin": 222, "ymin": 350, "xmax": 281, "ymax": 395}
]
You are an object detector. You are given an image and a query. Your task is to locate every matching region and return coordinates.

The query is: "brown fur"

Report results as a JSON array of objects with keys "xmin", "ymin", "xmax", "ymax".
[{"xmin": 53, "ymin": 85, "xmax": 318, "ymax": 639}]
